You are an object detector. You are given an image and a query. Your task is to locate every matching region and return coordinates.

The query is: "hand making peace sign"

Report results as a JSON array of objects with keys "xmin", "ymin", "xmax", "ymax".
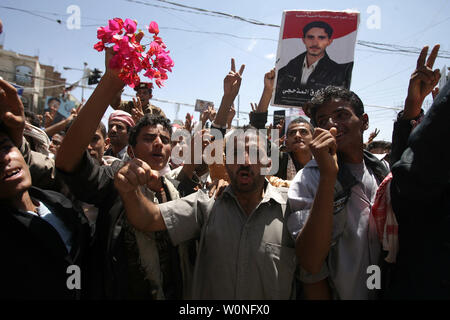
[
  {"xmin": 404, "ymin": 44, "xmax": 441, "ymax": 119},
  {"xmin": 223, "ymin": 58, "xmax": 245, "ymax": 99}
]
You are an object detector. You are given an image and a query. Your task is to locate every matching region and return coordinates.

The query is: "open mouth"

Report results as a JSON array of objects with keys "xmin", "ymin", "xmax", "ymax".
[
  {"xmin": 237, "ymin": 170, "xmax": 253, "ymax": 184},
  {"xmin": 1, "ymin": 168, "xmax": 21, "ymax": 181}
]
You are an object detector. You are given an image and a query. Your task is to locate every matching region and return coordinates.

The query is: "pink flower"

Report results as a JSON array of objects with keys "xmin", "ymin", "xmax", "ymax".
[
  {"xmin": 94, "ymin": 18, "xmax": 173, "ymax": 89},
  {"xmin": 155, "ymin": 78, "xmax": 164, "ymax": 88},
  {"xmin": 93, "ymin": 41, "xmax": 105, "ymax": 52},
  {"xmin": 143, "ymin": 68, "xmax": 157, "ymax": 79},
  {"xmin": 130, "ymin": 34, "xmax": 144, "ymax": 51},
  {"xmin": 152, "ymin": 36, "xmax": 167, "ymax": 49},
  {"xmin": 124, "ymin": 19, "xmax": 137, "ymax": 34},
  {"xmin": 156, "ymin": 51, "xmax": 174, "ymax": 72},
  {"xmin": 120, "ymin": 70, "xmax": 134, "ymax": 87},
  {"xmin": 113, "ymin": 35, "xmax": 132, "ymax": 56},
  {"xmin": 97, "ymin": 19, "xmax": 123, "ymax": 42},
  {"xmin": 148, "ymin": 41, "xmax": 162, "ymax": 55},
  {"xmin": 110, "ymin": 18, "xmax": 123, "ymax": 32},
  {"xmin": 97, "ymin": 27, "xmax": 106, "ymax": 40},
  {"xmin": 148, "ymin": 21, "xmax": 159, "ymax": 35}
]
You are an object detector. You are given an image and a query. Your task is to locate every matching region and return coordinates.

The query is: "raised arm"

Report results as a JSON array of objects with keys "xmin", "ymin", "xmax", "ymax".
[
  {"xmin": 171, "ymin": 127, "xmax": 213, "ymax": 198},
  {"xmin": 200, "ymin": 105, "xmax": 213, "ymax": 129},
  {"xmin": 0, "ymin": 79, "xmax": 25, "ymax": 148},
  {"xmin": 391, "ymin": 72, "xmax": 450, "ymax": 206},
  {"xmin": 403, "ymin": 45, "xmax": 440, "ymax": 119},
  {"xmin": 55, "ymin": 48, "xmax": 125, "ymax": 173},
  {"xmin": 110, "ymin": 89, "xmax": 124, "ymax": 110},
  {"xmin": 390, "ymin": 45, "xmax": 440, "ymax": 164},
  {"xmin": 114, "ymin": 158, "xmax": 167, "ymax": 232},
  {"xmin": 249, "ymin": 68, "xmax": 275, "ymax": 129},
  {"xmin": 131, "ymin": 97, "xmax": 144, "ymax": 123},
  {"xmin": 0, "ymin": 79, "xmax": 60, "ymax": 189},
  {"xmin": 364, "ymin": 128, "xmax": 379, "ymax": 148},
  {"xmin": 44, "ymin": 108, "xmax": 77, "ymax": 138},
  {"xmin": 213, "ymin": 58, "xmax": 245, "ymax": 127},
  {"xmin": 256, "ymin": 68, "xmax": 275, "ymax": 113},
  {"xmin": 296, "ymin": 127, "xmax": 338, "ymax": 274},
  {"xmin": 226, "ymin": 104, "xmax": 236, "ymax": 129}
]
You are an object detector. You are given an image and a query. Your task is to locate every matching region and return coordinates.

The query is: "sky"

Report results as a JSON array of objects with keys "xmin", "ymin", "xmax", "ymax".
[{"xmin": 1, "ymin": 0, "xmax": 449, "ymax": 142}]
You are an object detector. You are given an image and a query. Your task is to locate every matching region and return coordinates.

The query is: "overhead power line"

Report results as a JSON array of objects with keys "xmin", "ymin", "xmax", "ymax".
[
  {"xmin": 2, "ymin": 3, "xmax": 447, "ymax": 112},
  {"xmin": 0, "ymin": 5, "xmax": 62, "ymax": 24},
  {"xmin": 124, "ymin": 0, "xmax": 223, "ymax": 18},
  {"xmin": 125, "ymin": 0, "xmax": 279, "ymax": 27},
  {"xmin": 155, "ymin": 26, "xmax": 450, "ymax": 58},
  {"xmin": 3, "ymin": 4, "xmax": 449, "ymax": 58},
  {"xmin": 358, "ymin": 40, "xmax": 450, "ymax": 58},
  {"xmin": 155, "ymin": 0, "xmax": 280, "ymax": 27},
  {"xmin": 157, "ymin": 27, "xmax": 450, "ymax": 59},
  {"xmin": 158, "ymin": 27, "xmax": 277, "ymax": 42}
]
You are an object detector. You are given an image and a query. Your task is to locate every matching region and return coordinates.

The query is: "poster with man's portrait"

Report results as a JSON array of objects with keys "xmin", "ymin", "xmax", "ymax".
[
  {"xmin": 195, "ymin": 99, "xmax": 214, "ymax": 112},
  {"xmin": 272, "ymin": 10, "xmax": 360, "ymax": 108},
  {"xmin": 45, "ymin": 96, "xmax": 76, "ymax": 125}
]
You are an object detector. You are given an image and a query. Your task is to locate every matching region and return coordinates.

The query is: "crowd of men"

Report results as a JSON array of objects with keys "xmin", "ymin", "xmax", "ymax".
[{"xmin": 0, "ymin": 41, "xmax": 449, "ymax": 300}]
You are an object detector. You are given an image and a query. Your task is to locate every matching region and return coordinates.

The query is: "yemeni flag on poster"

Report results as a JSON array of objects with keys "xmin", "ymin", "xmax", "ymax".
[{"xmin": 272, "ymin": 10, "xmax": 360, "ymax": 108}]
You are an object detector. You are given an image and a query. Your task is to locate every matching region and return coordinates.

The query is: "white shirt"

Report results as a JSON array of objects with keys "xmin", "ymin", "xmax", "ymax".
[
  {"xmin": 287, "ymin": 160, "xmax": 381, "ymax": 300},
  {"xmin": 27, "ymin": 201, "xmax": 73, "ymax": 252},
  {"xmin": 116, "ymin": 145, "xmax": 129, "ymax": 161},
  {"xmin": 301, "ymin": 56, "xmax": 321, "ymax": 85}
]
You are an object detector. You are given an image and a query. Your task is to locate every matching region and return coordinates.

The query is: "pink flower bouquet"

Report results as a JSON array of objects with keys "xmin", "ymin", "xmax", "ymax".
[{"xmin": 94, "ymin": 18, "xmax": 173, "ymax": 88}]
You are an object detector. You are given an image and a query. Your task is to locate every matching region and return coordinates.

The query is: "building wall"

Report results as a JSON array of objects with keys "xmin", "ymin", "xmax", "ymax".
[
  {"xmin": 40, "ymin": 64, "xmax": 67, "ymax": 113},
  {"xmin": 0, "ymin": 45, "xmax": 66, "ymax": 114}
]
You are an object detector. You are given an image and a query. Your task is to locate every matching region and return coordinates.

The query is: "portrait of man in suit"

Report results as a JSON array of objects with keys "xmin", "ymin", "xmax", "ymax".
[
  {"xmin": 45, "ymin": 96, "xmax": 66, "ymax": 125},
  {"xmin": 274, "ymin": 20, "xmax": 354, "ymax": 107}
]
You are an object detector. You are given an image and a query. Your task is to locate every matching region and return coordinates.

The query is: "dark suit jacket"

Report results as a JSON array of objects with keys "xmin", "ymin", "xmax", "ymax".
[
  {"xmin": 0, "ymin": 187, "xmax": 91, "ymax": 299},
  {"xmin": 274, "ymin": 51, "xmax": 353, "ymax": 106},
  {"xmin": 387, "ymin": 80, "xmax": 450, "ymax": 299}
]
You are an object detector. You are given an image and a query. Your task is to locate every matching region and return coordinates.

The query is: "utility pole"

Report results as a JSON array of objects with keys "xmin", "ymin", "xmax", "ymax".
[
  {"xmin": 175, "ymin": 103, "xmax": 180, "ymax": 120},
  {"xmin": 237, "ymin": 94, "xmax": 240, "ymax": 127},
  {"xmin": 82, "ymin": 62, "xmax": 88, "ymax": 102},
  {"xmin": 63, "ymin": 63, "xmax": 89, "ymax": 102}
]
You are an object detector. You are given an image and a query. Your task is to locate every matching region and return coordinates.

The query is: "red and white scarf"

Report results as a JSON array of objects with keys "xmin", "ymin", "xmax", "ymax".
[{"xmin": 371, "ymin": 172, "xmax": 399, "ymax": 263}]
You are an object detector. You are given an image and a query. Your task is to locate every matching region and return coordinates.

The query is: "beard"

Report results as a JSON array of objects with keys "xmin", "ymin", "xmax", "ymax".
[
  {"xmin": 228, "ymin": 168, "xmax": 265, "ymax": 194},
  {"xmin": 307, "ymin": 47, "xmax": 325, "ymax": 57}
]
